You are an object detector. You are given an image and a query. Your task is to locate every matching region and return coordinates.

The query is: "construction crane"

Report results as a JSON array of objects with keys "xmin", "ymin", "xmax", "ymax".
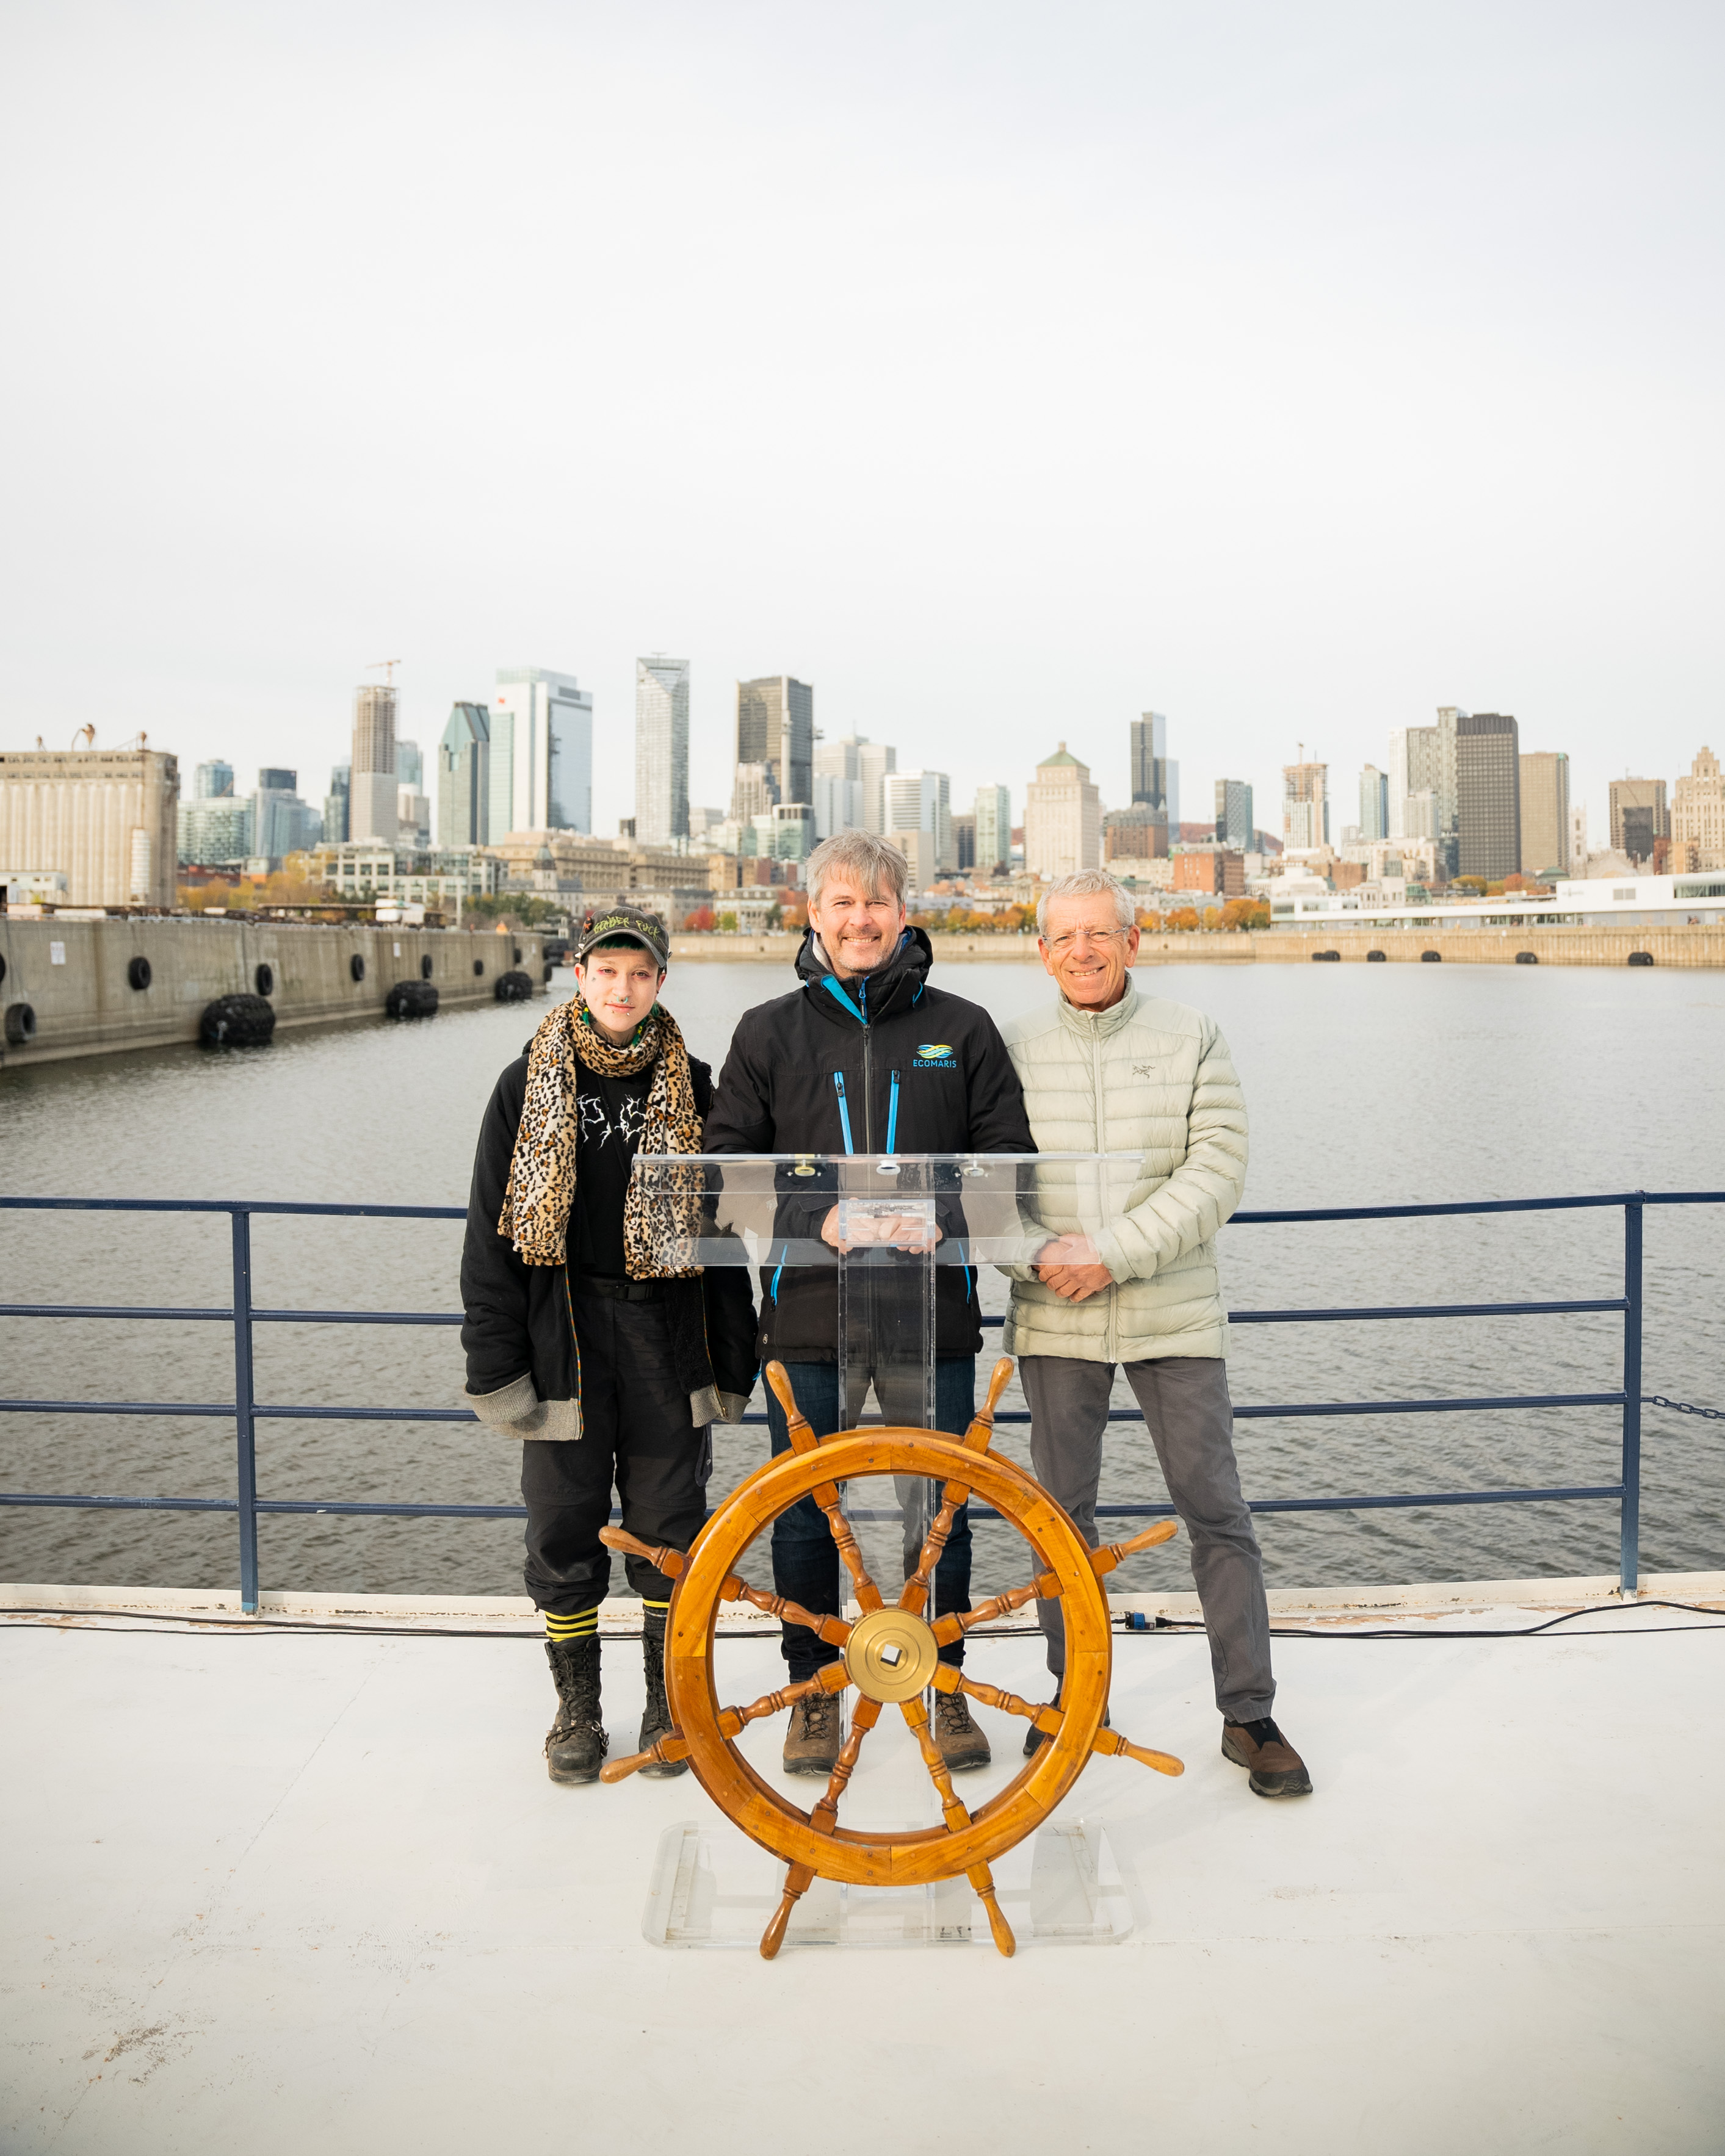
[{"xmin": 367, "ymin": 659, "xmax": 403, "ymax": 684}]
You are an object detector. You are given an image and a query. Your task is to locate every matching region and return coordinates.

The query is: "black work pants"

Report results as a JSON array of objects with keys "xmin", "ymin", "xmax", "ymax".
[{"xmin": 520, "ymin": 1291, "xmax": 706, "ymax": 1617}]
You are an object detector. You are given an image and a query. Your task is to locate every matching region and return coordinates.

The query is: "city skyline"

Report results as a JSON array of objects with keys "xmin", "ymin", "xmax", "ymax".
[
  {"xmin": 115, "ymin": 661, "xmax": 1721, "ymax": 884},
  {"xmin": 5, "ymin": 9, "xmax": 1720, "ymax": 873}
]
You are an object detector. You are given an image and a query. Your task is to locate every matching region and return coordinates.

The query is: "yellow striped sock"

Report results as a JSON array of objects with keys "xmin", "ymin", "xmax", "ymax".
[
  {"xmin": 544, "ymin": 1610, "xmax": 599, "ymax": 1641},
  {"xmin": 641, "ymin": 1598, "xmax": 671, "ymax": 1615}
]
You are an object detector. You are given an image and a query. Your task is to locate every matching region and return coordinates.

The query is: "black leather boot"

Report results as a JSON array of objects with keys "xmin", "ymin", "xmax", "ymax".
[
  {"xmin": 544, "ymin": 1635, "xmax": 607, "ymax": 1785},
  {"xmin": 637, "ymin": 1612, "xmax": 688, "ymax": 1777}
]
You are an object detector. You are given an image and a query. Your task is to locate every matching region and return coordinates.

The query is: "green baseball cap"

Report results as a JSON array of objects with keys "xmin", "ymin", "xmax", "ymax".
[{"xmin": 573, "ymin": 903, "xmax": 670, "ymax": 970}]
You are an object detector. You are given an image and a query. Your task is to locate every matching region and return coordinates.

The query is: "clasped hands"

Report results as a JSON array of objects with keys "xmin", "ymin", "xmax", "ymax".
[
  {"xmin": 820, "ymin": 1205, "xmax": 944, "ymax": 1255},
  {"xmin": 1035, "ymin": 1233, "xmax": 1113, "ymax": 1302}
]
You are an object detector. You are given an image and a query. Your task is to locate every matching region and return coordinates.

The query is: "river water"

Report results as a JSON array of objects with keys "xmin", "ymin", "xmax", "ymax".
[{"xmin": 2, "ymin": 957, "xmax": 1723, "ymax": 1601}]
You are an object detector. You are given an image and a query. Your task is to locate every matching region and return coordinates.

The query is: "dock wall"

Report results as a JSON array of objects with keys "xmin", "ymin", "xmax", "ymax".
[
  {"xmin": 666, "ymin": 926, "xmax": 1725, "ymax": 967},
  {"xmin": 0, "ymin": 917, "xmax": 547, "ymax": 1067}
]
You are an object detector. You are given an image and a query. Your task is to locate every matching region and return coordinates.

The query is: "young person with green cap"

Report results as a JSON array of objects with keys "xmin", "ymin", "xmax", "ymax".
[{"xmin": 459, "ymin": 906, "xmax": 756, "ymax": 1785}]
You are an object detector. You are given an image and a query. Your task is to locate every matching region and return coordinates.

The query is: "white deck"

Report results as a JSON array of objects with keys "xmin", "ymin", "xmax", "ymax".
[{"xmin": 3, "ymin": 1579, "xmax": 1723, "ymax": 2155}]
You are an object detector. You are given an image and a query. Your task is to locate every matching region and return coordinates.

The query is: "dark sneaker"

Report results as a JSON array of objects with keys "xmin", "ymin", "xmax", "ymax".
[
  {"xmin": 1022, "ymin": 1684, "xmax": 1107, "ymax": 1757},
  {"xmin": 1221, "ymin": 1717, "xmax": 1312, "ymax": 1798},
  {"xmin": 934, "ymin": 1690, "xmax": 991, "ymax": 1772},
  {"xmin": 782, "ymin": 1690, "xmax": 843, "ymax": 1775},
  {"xmin": 637, "ymin": 1622, "xmax": 688, "ymax": 1778},
  {"xmin": 544, "ymin": 1636, "xmax": 607, "ymax": 1785}
]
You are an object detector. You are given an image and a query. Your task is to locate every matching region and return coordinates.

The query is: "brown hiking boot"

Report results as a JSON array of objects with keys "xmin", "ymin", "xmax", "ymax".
[
  {"xmin": 1221, "ymin": 1716, "xmax": 1312, "ymax": 1798},
  {"xmin": 782, "ymin": 1689, "xmax": 842, "ymax": 1775},
  {"xmin": 934, "ymin": 1689, "xmax": 991, "ymax": 1772}
]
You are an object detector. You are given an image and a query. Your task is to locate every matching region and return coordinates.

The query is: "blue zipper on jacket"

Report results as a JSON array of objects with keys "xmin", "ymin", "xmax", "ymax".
[
  {"xmin": 832, "ymin": 1070, "xmax": 856, "ymax": 1155},
  {"xmin": 885, "ymin": 1070, "xmax": 900, "ymax": 1153}
]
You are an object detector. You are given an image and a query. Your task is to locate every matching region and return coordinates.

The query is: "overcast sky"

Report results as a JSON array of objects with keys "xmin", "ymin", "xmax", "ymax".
[{"xmin": 2, "ymin": 0, "xmax": 1721, "ymax": 845}]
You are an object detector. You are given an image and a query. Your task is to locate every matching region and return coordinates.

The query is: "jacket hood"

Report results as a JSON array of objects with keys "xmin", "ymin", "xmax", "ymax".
[{"xmin": 794, "ymin": 924, "xmax": 933, "ymax": 1026}]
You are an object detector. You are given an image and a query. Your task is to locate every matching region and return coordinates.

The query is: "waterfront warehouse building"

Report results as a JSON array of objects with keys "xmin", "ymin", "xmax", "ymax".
[{"xmin": 0, "ymin": 743, "xmax": 179, "ymax": 907}]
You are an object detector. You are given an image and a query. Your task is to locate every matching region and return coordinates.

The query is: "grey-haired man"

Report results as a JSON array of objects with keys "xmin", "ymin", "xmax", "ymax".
[{"xmin": 1002, "ymin": 868, "xmax": 1311, "ymax": 1799}]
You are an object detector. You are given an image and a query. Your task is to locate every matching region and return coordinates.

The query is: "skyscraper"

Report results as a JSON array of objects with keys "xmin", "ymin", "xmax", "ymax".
[
  {"xmin": 1358, "ymin": 765, "xmax": 1389, "ymax": 843},
  {"xmin": 324, "ymin": 765, "xmax": 349, "ymax": 846},
  {"xmin": 812, "ymin": 735, "xmax": 866, "ymax": 840},
  {"xmin": 491, "ymin": 669, "xmax": 593, "ymax": 839},
  {"xmin": 1672, "ymin": 746, "xmax": 1725, "ymax": 870},
  {"xmin": 634, "ymin": 655, "xmax": 690, "ymax": 846},
  {"xmin": 882, "ymin": 770, "xmax": 953, "ymax": 871},
  {"xmin": 1609, "ymin": 776, "xmax": 1669, "ymax": 866},
  {"xmin": 1214, "ymin": 778, "xmax": 1253, "ymax": 850},
  {"xmin": 1519, "ymin": 751, "xmax": 1571, "ymax": 878},
  {"xmin": 1130, "ymin": 712, "xmax": 1178, "ymax": 833},
  {"xmin": 974, "ymin": 784, "xmax": 1011, "ymax": 873},
  {"xmin": 350, "ymin": 683, "xmax": 399, "ymax": 844},
  {"xmin": 395, "ymin": 740, "xmax": 422, "ymax": 791},
  {"xmin": 437, "ymin": 703, "xmax": 491, "ymax": 850},
  {"xmin": 1282, "ymin": 754, "xmax": 1328, "ymax": 851},
  {"xmin": 1025, "ymin": 745, "xmax": 1101, "ymax": 879},
  {"xmin": 1449, "ymin": 712, "xmax": 1521, "ymax": 880},
  {"xmin": 194, "ymin": 760, "xmax": 234, "ymax": 800},
  {"xmin": 251, "ymin": 770, "xmax": 321, "ymax": 858},
  {"xmin": 1388, "ymin": 724, "xmax": 1440, "ymax": 842},
  {"xmin": 733, "ymin": 676, "xmax": 813, "ymax": 821}
]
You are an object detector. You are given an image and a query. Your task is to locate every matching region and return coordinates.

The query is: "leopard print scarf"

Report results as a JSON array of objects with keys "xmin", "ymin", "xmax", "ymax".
[{"xmin": 498, "ymin": 990, "xmax": 704, "ymax": 1274}]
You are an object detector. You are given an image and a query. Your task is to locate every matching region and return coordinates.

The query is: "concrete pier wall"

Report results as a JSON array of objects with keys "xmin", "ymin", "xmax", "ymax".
[
  {"xmin": 0, "ymin": 917, "xmax": 547, "ymax": 1067},
  {"xmin": 665, "ymin": 925, "xmax": 1725, "ymax": 968}
]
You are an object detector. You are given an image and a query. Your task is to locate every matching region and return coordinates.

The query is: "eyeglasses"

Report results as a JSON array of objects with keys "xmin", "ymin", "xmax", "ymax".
[{"xmin": 1045, "ymin": 928, "xmax": 1129, "ymax": 955}]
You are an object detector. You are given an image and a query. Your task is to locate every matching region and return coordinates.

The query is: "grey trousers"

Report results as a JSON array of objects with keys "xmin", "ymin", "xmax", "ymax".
[{"xmin": 1018, "ymin": 1354, "xmax": 1275, "ymax": 1724}]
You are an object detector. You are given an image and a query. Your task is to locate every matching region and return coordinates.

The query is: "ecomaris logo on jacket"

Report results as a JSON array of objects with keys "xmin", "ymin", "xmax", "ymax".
[{"xmin": 913, "ymin": 1042, "xmax": 956, "ymax": 1067}]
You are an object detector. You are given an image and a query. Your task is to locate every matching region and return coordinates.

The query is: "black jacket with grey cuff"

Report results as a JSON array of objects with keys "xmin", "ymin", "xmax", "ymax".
[{"xmin": 459, "ymin": 1049, "xmax": 759, "ymax": 1440}]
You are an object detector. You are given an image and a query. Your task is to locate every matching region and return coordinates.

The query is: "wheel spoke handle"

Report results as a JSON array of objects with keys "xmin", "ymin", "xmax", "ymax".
[
  {"xmin": 812, "ymin": 1481, "xmax": 885, "ymax": 1612},
  {"xmin": 899, "ymin": 1482, "xmax": 969, "ymax": 1617},
  {"xmin": 599, "ymin": 1731, "xmax": 692, "ymax": 1783},
  {"xmin": 721, "ymin": 1576, "xmax": 853, "ymax": 1646},
  {"xmin": 598, "ymin": 1525, "xmax": 686, "ymax": 1576},
  {"xmin": 1088, "ymin": 1725, "xmax": 1184, "ymax": 1776},
  {"xmin": 1090, "ymin": 1520, "xmax": 1181, "ymax": 1573},
  {"xmin": 900, "ymin": 1693, "xmax": 972, "ymax": 1833},
  {"xmin": 967, "ymin": 1862, "xmax": 1017, "ymax": 1958},
  {"xmin": 930, "ymin": 1570, "xmax": 1060, "ymax": 1644},
  {"xmin": 718, "ymin": 1660, "xmax": 849, "ymax": 1736},
  {"xmin": 809, "ymin": 1695, "xmax": 883, "ymax": 1836},
  {"xmin": 939, "ymin": 1667, "xmax": 1063, "ymax": 1741},
  {"xmin": 958, "ymin": 1355, "xmax": 1016, "ymax": 1452},
  {"xmin": 760, "ymin": 1861, "xmax": 816, "ymax": 1962}
]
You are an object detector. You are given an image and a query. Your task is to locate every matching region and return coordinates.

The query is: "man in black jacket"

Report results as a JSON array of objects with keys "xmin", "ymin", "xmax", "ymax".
[
  {"xmin": 705, "ymin": 832, "xmax": 1033, "ymax": 1776},
  {"xmin": 460, "ymin": 906, "xmax": 757, "ymax": 1786}
]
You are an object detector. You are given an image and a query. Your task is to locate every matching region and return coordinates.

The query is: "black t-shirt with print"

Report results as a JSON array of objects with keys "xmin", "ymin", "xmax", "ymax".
[{"xmin": 571, "ymin": 1063, "xmax": 656, "ymax": 1278}]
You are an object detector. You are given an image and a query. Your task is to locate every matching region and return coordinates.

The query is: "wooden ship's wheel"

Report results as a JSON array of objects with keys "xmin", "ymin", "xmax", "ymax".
[{"xmin": 599, "ymin": 1357, "xmax": 1183, "ymax": 1960}]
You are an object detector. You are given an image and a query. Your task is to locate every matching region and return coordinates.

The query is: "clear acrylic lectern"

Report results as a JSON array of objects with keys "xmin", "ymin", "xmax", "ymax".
[{"xmin": 625, "ymin": 1150, "xmax": 1140, "ymax": 1949}]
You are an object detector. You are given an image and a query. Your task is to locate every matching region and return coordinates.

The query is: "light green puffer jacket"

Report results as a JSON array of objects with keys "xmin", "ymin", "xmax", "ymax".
[{"xmin": 999, "ymin": 982, "xmax": 1248, "ymax": 1363}]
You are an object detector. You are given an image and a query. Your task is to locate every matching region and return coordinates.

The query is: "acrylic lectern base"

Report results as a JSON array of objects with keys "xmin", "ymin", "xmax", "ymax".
[{"xmin": 642, "ymin": 1817, "xmax": 1132, "ymax": 1950}]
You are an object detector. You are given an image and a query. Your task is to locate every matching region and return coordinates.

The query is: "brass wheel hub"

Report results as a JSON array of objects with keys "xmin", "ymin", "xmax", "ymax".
[{"xmin": 842, "ymin": 1605, "xmax": 941, "ymax": 1702}]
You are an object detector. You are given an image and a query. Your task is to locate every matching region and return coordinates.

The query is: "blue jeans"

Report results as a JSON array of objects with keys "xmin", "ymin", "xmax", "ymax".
[{"xmin": 764, "ymin": 1357, "xmax": 977, "ymax": 1678}]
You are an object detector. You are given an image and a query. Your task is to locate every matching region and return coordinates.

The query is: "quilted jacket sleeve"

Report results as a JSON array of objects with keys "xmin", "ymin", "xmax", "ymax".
[{"xmin": 1090, "ymin": 1017, "xmax": 1249, "ymax": 1282}]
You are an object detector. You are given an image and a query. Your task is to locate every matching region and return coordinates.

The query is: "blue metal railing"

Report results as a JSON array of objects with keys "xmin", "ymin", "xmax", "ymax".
[{"xmin": 1, "ymin": 1189, "xmax": 1719, "ymax": 1610}]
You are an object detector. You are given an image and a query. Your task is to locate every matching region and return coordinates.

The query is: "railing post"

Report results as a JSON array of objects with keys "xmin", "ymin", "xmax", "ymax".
[
  {"xmin": 231, "ymin": 1206, "xmax": 259, "ymax": 1614},
  {"xmin": 1619, "ymin": 1194, "xmax": 1644, "ymax": 1597}
]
